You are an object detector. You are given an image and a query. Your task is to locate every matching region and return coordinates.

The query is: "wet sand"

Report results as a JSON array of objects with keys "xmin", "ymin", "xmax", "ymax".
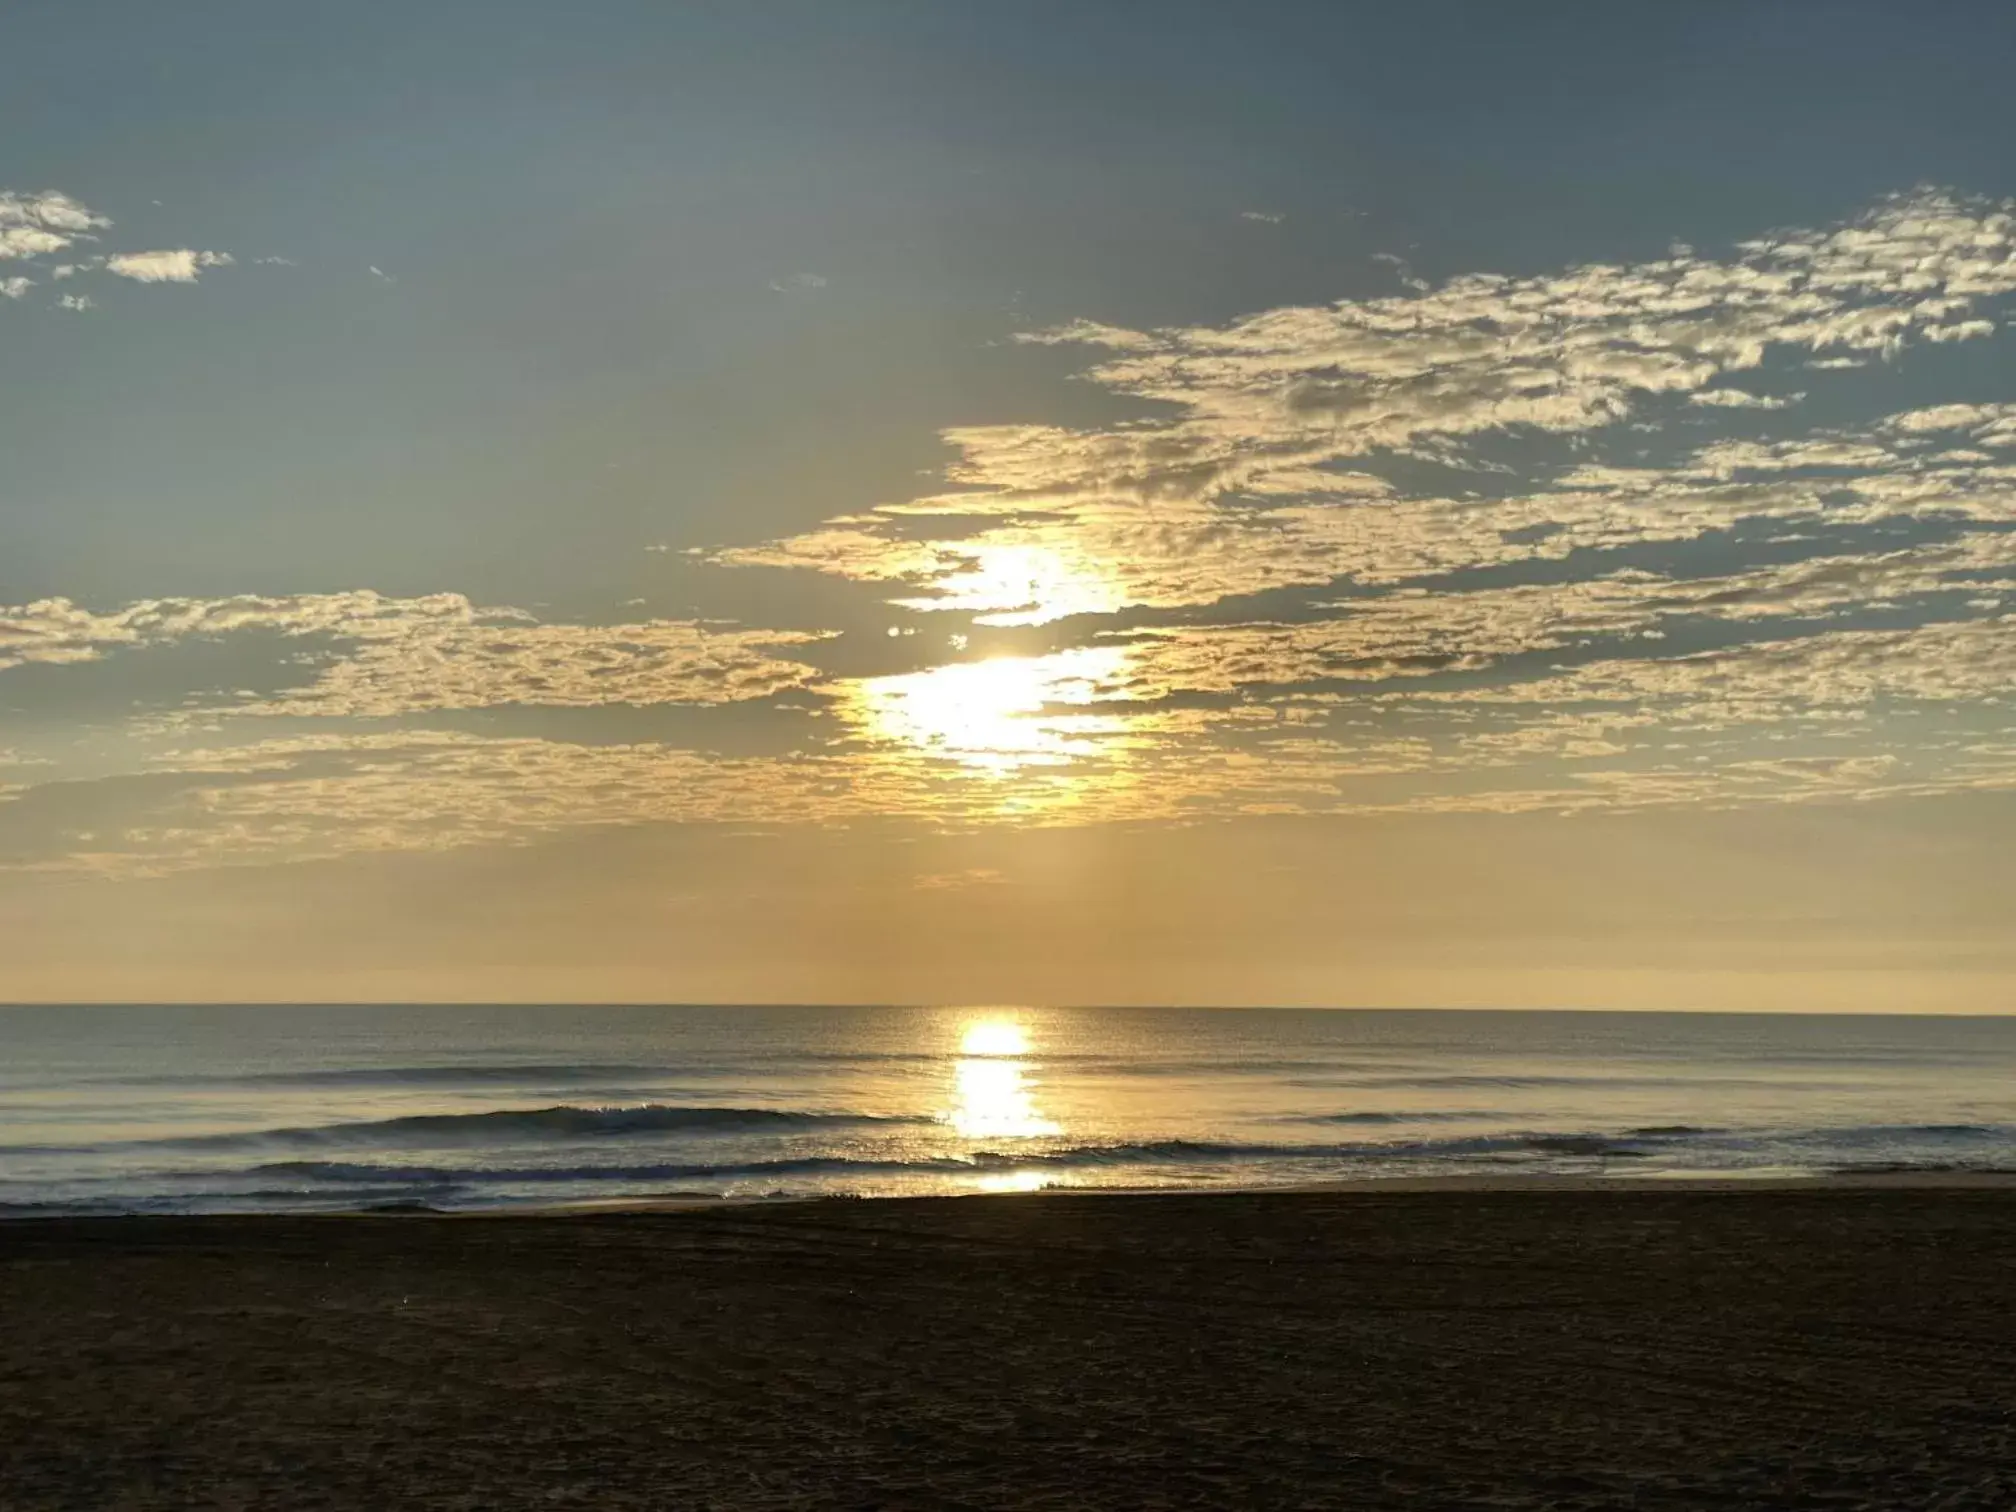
[{"xmin": 4, "ymin": 1187, "xmax": 2015, "ymax": 1509}]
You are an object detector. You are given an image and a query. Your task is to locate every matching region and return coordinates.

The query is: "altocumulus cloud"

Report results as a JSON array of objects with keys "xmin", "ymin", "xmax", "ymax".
[
  {"xmin": 0, "ymin": 590, "xmax": 827, "ymax": 717},
  {"xmin": 0, "ymin": 190, "xmax": 104, "ymax": 262},
  {"xmin": 694, "ymin": 189, "xmax": 2016, "ymax": 813},
  {"xmin": 11, "ymin": 189, "xmax": 2016, "ymax": 872},
  {"xmin": 716, "ymin": 189, "xmax": 2016, "ymax": 619},
  {"xmin": 0, "ymin": 189, "xmax": 239, "ymax": 306},
  {"xmin": 104, "ymin": 249, "xmax": 235, "ymax": 284}
]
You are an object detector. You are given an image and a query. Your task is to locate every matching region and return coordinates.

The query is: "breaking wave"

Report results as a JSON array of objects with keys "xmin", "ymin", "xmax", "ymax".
[{"xmin": 246, "ymin": 1130, "xmax": 1726, "ymax": 1187}]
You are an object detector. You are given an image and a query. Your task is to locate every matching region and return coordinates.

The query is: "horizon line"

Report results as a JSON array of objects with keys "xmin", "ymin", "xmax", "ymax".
[{"xmin": 3, "ymin": 1001, "xmax": 2012, "ymax": 1018}]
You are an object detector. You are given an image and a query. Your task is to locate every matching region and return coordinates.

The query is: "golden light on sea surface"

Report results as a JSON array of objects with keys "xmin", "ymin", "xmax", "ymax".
[
  {"xmin": 960, "ymin": 1021, "xmax": 1030, "ymax": 1058},
  {"xmin": 946, "ymin": 1018, "xmax": 1058, "ymax": 1139},
  {"xmin": 973, "ymin": 1169, "xmax": 1049, "ymax": 1194}
]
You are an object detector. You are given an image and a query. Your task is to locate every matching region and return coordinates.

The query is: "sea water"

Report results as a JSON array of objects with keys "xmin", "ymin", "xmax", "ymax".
[{"xmin": 2, "ymin": 1004, "xmax": 2013, "ymax": 1214}]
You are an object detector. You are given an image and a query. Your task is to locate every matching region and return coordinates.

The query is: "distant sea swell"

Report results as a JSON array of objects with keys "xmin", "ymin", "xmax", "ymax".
[{"xmin": 0, "ymin": 1104, "xmax": 931, "ymax": 1157}]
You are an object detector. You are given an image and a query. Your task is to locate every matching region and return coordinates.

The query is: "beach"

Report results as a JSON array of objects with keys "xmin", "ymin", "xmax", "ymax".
[{"xmin": 5, "ymin": 1185, "xmax": 2014, "ymax": 1509}]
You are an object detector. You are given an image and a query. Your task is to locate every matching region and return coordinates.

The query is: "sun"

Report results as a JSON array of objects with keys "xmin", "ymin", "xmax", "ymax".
[{"xmin": 847, "ymin": 646, "xmax": 1129, "ymax": 775}]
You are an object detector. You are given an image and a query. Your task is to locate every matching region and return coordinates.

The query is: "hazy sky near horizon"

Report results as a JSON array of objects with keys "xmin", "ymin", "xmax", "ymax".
[{"xmin": 6, "ymin": 2, "xmax": 2016, "ymax": 1008}]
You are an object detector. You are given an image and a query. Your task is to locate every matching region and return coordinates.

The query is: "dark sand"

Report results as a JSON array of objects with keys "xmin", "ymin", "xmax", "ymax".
[{"xmin": 5, "ymin": 1188, "xmax": 2015, "ymax": 1510}]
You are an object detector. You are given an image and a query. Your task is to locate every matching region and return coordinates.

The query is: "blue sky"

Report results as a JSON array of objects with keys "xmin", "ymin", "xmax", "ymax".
[{"xmin": 6, "ymin": 2, "xmax": 2016, "ymax": 1006}]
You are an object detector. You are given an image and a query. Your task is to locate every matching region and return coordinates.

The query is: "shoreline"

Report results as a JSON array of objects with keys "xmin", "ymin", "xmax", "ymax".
[
  {"xmin": 497, "ymin": 1167, "xmax": 2016, "ymax": 1217},
  {"xmin": 6, "ymin": 1166, "xmax": 2014, "ymax": 1225}
]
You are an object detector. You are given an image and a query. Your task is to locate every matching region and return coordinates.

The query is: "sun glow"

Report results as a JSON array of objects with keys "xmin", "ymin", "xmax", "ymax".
[
  {"xmin": 893, "ymin": 543, "xmax": 1130, "ymax": 627},
  {"xmin": 846, "ymin": 645, "xmax": 1131, "ymax": 776}
]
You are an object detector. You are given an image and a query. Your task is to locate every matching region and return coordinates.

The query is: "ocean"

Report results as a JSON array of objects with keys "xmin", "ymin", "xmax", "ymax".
[{"xmin": 2, "ymin": 1004, "xmax": 2013, "ymax": 1215}]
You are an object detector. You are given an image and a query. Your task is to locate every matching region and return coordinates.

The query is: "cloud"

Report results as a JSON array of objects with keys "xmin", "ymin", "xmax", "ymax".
[
  {"xmin": 1012, "ymin": 318, "xmax": 1160, "ymax": 352},
  {"xmin": 18, "ymin": 188, "xmax": 2016, "ymax": 872},
  {"xmin": 1239, "ymin": 210, "xmax": 1287, "ymax": 224},
  {"xmin": 803, "ymin": 528, "xmax": 2013, "ymax": 717},
  {"xmin": 1421, "ymin": 611, "xmax": 2016, "ymax": 719},
  {"xmin": 914, "ymin": 868, "xmax": 1009, "ymax": 890},
  {"xmin": 768, "ymin": 272, "xmax": 828, "ymax": 292},
  {"xmin": 38, "ymin": 732, "xmax": 824, "ymax": 874},
  {"xmin": 1688, "ymin": 388, "xmax": 1799, "ymax": 409},
  {"xmin": 25, "ymin": 699, "xmax": 1405, "ymax": 873},
  {"xmin": 236, "ymin": 615, "xmax": 826, "ymax": 721},
  {"xmin": 0, "ymin": 591, "xmax": 827, "ymax": 717},
  {"xmin": 0, "ymin": 191, "xmax": 106, "ymax": 261},
  {"xmin": 0, "ymin": 189, "xmax": 251, "ymax": 309},
  {"xmin": 714, "ymin": 190, "xmax": 2016, "ymax": 624},
  {"xmin": 661, "ymin": 191, "xmax": 2016, "ymax": 832},
  {"xmin": 1370, "ymin": 251, "xmax": 1430, "ymax": 291},
  {"xmin": 104, "ymin": 249, "xmax": 234, "ymax": 284}
]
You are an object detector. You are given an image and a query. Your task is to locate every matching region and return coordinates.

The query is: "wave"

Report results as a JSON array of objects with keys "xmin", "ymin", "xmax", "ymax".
[
  {"xmin": 1282, "ymin": 1072, "xmax": 1862, "ymax": 1091},
  {"xmin": 104, "ymin": 1063, "xmax": 690, "ymax": 1089},
  {"xmin": 13, "ymin": 1119, "xmax": 2016, "ymax": 1215},
  {"xmin": 0, "ymin": 1183, "xmax": 465, "ymax": 1216},
  {"xmin": 34, "ymin": 1104, "xmax": 933, "ymax": 1157},
  {"xmin": 1786, "ymin": 1122, "xmax": 2002, "ymax": 1145},
  {"xmin": 1287, "ymin": 1110, "xmax": 1514, "ymax": 1126},
  {"xmin": 242, "ymin": 1120, "xmax": 2016, "ymax": 1188},
  {"xmin": 245, "ymin": 1131, "xmax": 1692, "ymax": 1187}
]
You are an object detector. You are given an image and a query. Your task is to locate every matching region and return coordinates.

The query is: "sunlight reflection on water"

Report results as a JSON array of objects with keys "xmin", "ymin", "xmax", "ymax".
[
  {"xmin": 973, "ymin": 1169, "xmax": 1050, "ymax": 1194},
  {"xmin": 946, "ymin": 1019, "xmax": 1060, "ymax": 1141}
]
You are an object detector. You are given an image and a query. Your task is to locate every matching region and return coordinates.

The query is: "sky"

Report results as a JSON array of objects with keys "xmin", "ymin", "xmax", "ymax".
[{"xmin": 5, "ymin": 1, "xmax": 2016, "ymax": 1008}]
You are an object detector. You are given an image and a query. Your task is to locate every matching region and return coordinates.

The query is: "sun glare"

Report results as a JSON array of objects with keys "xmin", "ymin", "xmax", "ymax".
[
  {"xmin": 960, "ymin": 1021, "xmax": 1030, "ymax": 1057},
  {"xmin": 946, "ymin": 1018, "xmax": 1058, "ymax": 1139},
  {"xmin": 973, "ymin": 1169, "xmax": 1050, "ymax": 1194},
  {"xmin": 894, "ymin": 543, "xmax": 1129, "ymax": 627},
  {"xmin": 847, "ymin": 645, "xmax": 1130, "ymax": 776}
]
